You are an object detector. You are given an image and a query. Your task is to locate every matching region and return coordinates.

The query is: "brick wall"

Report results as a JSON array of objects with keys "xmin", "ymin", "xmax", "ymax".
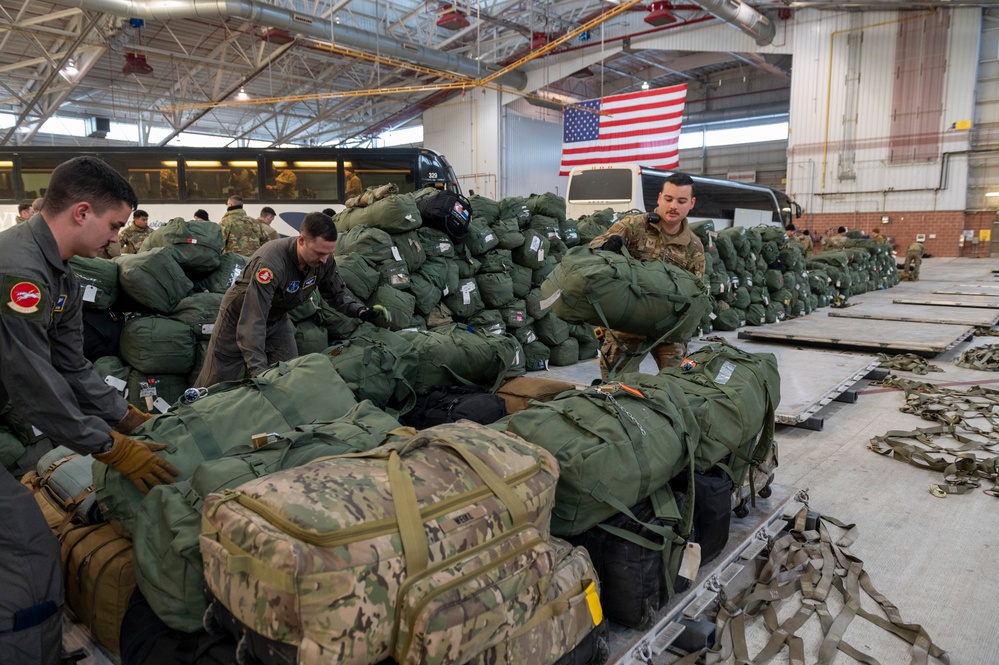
[{"xmin": 799, "ymin": 211, "xmax": 997, "ymax": 257}]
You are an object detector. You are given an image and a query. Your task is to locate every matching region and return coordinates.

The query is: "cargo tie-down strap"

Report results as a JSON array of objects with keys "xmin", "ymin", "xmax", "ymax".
[
  {"xmin": 869, "ymin": 377, "xmax": 999, "ymax": 497},
  {"xmin": 672, "ymin": 505, "xmax": 951, "ymax": 665},
  {"xmin": 955, "ymin": 344, "xmax": 999, "ymax": 371},
  {"xmin": 876, "ymin": 353, "xmax": 943, "ymax": 376}
]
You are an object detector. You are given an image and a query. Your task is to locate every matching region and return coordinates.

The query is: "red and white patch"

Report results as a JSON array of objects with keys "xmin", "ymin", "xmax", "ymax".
[
  {"xmin": 7, "ymin": 281, "xmax": 41, "ymax": 314},
  {"xmin": 255, "ymin": 268, "xmax": 273, "ymax": 284}
]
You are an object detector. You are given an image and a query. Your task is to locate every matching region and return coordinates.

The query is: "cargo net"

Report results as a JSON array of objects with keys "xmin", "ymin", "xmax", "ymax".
[
  {"xmin": 875, "ymin": 352, "xmax": 942, "ymax": 376},
  {"xmin": 955, "ymin": 344, "xmax": 999, "ymax": 371},
  {"xmin": 869, "ymin": 377, "xmax": 999, "ymax": 497}
]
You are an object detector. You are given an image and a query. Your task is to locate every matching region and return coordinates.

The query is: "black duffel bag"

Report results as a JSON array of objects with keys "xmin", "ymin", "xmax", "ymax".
[
  {"xmin": 401, "ymin": 384, "xmax": 507, "ymax": 429},
  {"xmin": 416, "ymin": 189, "xmax": 473, "ymax": 241}
]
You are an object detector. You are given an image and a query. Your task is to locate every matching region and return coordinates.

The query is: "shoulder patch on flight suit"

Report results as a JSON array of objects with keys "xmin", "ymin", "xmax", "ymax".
[
  {"xmin": 255, "ymin": 267, "xmax": 273, "ymax": 284},
  {"xmin": 303, "ymin": 276, "xmax": 316, "ymax": 288},
  {"xmin": 286, "ymin": 281, "xmax": 300, "ymax": 293},
  {"xmin": 54, "ymin": 294, "xmax": 67, "ymax": 312},
  {"xmin": 2, "ymin": 275, "xmax": 48, "ymax": 320}
]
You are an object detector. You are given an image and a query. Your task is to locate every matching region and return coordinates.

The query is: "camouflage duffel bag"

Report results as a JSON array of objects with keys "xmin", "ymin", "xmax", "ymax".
[
  {"xmin": 93, "ymin": 353, "xmax": 358, "ymax": 537},
  {"xmin": 200, "ymin": 421, "xmax": 560, "ymax": 665}
]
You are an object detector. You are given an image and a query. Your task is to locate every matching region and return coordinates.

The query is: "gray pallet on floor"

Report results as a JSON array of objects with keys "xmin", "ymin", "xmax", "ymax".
[
  {"xmin": 894, "ymin": 294, "xmax": 999, "ymax": 308},
  {"xmin": 737, "ymin": 317, "xmax": 973, "ymax": 356},
  {"xmin": 828, "ymin": 300, "xmax": 999, "ymax": 327}
]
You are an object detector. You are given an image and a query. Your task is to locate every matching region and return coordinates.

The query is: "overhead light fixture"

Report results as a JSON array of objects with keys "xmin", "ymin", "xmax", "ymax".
[
  {"xmin": 641, "ymin": 81, "xmax": 650, "ymax": 90},
  {"xmin": 437, "ymin": 4, "xmax": 470, "ymax": 30},
  {"xmin": 644, "ymin": 2, "xmax": 678, "ymax": 26},
  {"xmin": 122, "ymin": 53, "xmax": 153, "ymax": 75},
  {"xmin": 272, "ymin": 161, "xmax": 288, "ymax": 168},
  {"xmin": 237, "ymin": 87, "xmax": 249, "ymax": 101},
  {"xmin": 228, "ymin": 161, "xmax": 258, "ymax": 168},
  {"xmin": 0, "ymin": 161, "xmax": 13, "ymax": 168},
  {"xmin": 292, "ymin": 161, "xmax": 338, "ymax": 168},
  {"xmin": 261, "ymin": 28, "xmax": 294, "ymax": 45},
  {"xmin": 185, "ymin": 160, "xmax": 222, "ymax": 168},
  {"xmin": 60, "ymin": 59, "xmax": 79, "ymax": 81}
]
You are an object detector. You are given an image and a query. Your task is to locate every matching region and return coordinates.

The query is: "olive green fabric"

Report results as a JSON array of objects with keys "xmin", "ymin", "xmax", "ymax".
[
  {"xmin": 334, "ymin": 193, "xmax": 422, "ymax": 234},
  {"xmin": 335, "ymin": 253, "xmax": 380, "ymax": 301},
  {"xmin": 116, "ymin": 248, "xmax": 193, "ymax": 313},
  {"xmin": 170, "ymin": 292, "xmax": 223, "ymax": 340},
  {"xmin": 399, "ymin": 324, "xmax": 525, "ymax": 395},
  {"xmin": 93, "ymin": 353, "xmax": 358, "ymax": 537},
  {"xmin": 119, "ymin": 316, "xmax": 196, "ymax": 375},
  {"xmin": 475, "ymin": 272, "xmax": 515, "ymax": 309},
  {"xmin": 69, "ymin": 256, "xmax": 119, "ymax": 310},
  {"xmin": 192, "ymin": 252, "xmax": 246, "ymax": 295},
  {"xmin": 141, "ymin": 218, "xmax": 225, "ymax": 278},
  {"xmin": 326, "ymin": 323, "xmax": 419, "ymax": 409},
  {"xmin": 548, "ymin": 338, "xmax": 579, "ymax": 367},
  {"xmin": 126, "ymin": 371, "xmax": 188, "ymax": 412}
]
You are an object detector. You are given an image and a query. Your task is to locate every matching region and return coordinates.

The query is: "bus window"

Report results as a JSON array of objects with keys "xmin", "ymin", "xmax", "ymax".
[
  {"xmin": 346, "ymin": 156, "xmax": 416, "ymax": 198},
  {"xmin": 279, "ymin": 158, "xmax": 337, "ymax": 201},
  {"xmin": 0, "ymin": 159, "xmax": 14, "ymax": 200},
  {"xmin": 102, "ymin": 152, "xmax": 180, "ymax": 201},
  {"xmin": 180, "ymin": 156, "xmax": 253, "ymax": 201},
  {"xmin": 18, "ymin": 152, "xmax": 84, "ymax": 201},
  {"xmin": 571, "ymin": 169, "xmax": 634, "ymax": 205}
]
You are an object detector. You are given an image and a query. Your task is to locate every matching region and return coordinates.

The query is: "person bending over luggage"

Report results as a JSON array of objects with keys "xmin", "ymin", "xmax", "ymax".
[
  {"xmin": 0, "ymin": 156, "xmax": 178, "ymax": 665},
  {"xmin": 588, "ymin": 172, "xmax": 705, "ymax": 380},
  {"xmin": 196, "ymin": 211, "xmax": 388, "ymax": 386}
]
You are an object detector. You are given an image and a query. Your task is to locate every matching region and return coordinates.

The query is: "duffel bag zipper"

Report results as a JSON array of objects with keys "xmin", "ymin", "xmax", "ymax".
[
  {"xmin": 397, "ymin": 532, "xmax": 548, "ymax": 662},
  {"xmin": 224, "ymin": 461, "xmax": 544, "ymax": 548}
]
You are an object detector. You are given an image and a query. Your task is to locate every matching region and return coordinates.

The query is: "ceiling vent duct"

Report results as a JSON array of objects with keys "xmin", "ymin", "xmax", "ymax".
[
  {"xmin": 436, "ymin": 4, "xmax": 470, "ymax": 30},
  {"xmin": 122, "ymin": 52, "xmax": 153, "ymax": 75},
  {"xmin": 644, "ymin": 2, "xmax": 677, "ymax": 26},
  {"xmin": 261, "ymin": 27, "xmax": 295, "ymax": 44},
  {"xmin": 86, "ymin": 117, "xmax": 111, "ymax": 138}
]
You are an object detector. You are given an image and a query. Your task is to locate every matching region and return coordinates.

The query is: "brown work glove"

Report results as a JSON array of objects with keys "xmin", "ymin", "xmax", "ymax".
[
  {"xmin": 115, "ymin": 404, "xmax": 152, "ymax": 435},
  {"xmin": 94, "ymin": 431, "xmax": 179, "ymax": 495}
]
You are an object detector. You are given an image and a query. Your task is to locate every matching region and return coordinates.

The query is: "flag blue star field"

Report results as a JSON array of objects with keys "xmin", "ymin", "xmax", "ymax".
[{"xmin": 559, "ymin": 84, "xmax": 687, "ymax": 176}]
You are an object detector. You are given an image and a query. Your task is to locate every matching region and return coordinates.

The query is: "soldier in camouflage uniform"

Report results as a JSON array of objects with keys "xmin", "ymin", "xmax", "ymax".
[
  {"xmin": 118, "ymin": 209, "xmax": 153, "ymax": 253},
  {"xmin": 822, "ymin": 226, "xmax": 849, "ymax": 251},
  {"xmin": 799, "ymin": 229, "xmax": 814, "ymax": 256},
  {"xmin": 220, "ymin": 195, "xmax": 275, "ymax": 255},
  {"xmin": 904, "ymin": 241, "xmax": 924, "ymax": 280},
  {"xmin": 589, "ymin": 173, "xmax": 705, "ymax": 380},
  {"xmin": 256, "ymin": 206, "xmax": 280, "ymax": 242}
]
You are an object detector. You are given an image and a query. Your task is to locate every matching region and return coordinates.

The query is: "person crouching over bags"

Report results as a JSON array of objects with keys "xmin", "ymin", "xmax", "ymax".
[{"xmin": 588, "ymin": 173, "xmax": 705, "ymax": 380}]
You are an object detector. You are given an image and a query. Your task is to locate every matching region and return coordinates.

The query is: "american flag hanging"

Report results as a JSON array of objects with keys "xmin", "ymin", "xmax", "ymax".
[{"xmin": 559, "ymin": 84, "xmax": 687, "ymax": 176}]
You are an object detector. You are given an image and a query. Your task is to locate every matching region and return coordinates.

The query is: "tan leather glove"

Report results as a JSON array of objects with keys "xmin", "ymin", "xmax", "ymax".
[
  {"xmin": 115, "ymin": 404, "xmax": 152, "ymax": 435},
  {"xmin": 94, "ymin": 431, "xmax": 179, "ymax": 495}
]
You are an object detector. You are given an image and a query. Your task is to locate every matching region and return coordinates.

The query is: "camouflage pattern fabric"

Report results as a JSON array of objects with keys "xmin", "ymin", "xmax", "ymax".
[
  {"xmin": 345, "ymin": 182, "xmax": 399, "ymax": 209},
  {"xmin": 822, "ymin": 235, "xmax": 848, "ymax": 251},
  {"xmin": 219, "ymin": 209, "xmax": 273, "ymax": 255},
  {"xmin": 797, "ymin": 234, "xmax": 814, "ymax": 257},
  {"xmin": 905, "ymin": 243, "xmax": 923, "ymax": 280},
  {"xmin": 201, "ymin": 421, "xmax": 559, "ymax": 665},
  {"xmin": 588, "ymin": 214, "xmax": 703, "ymax": 379},
  {"xmin": 274, "ymin": 169, "xmax": 297, "ymax": 199},
  {"xmin": 118, "ymin": 224, "xmax": 154, "ymax": 254},
  {"xmin": 345, "ymin": 173, "xmax": 363, "ymax": 199}
]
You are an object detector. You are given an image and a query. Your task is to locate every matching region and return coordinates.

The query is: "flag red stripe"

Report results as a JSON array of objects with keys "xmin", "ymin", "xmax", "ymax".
[
  {"xmin": 562, "ymin": 139, "xmax": 679, "ymax": 156},
  {"xmin": 600, "ymin": 111, "xmax": 683, "ymax": 130},
  {"xmin": 603, "ymin": 84, "xmax": 688, "ymax": 104}
]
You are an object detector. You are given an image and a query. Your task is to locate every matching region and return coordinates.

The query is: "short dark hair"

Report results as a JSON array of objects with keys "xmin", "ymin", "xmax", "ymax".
[
  {"xmin": 43, "ymin": 156, "xmax": 138, "ymax": 217},
  {"xmin": 787, "ymin": 223, "xmax": 796, "ymax": 232},
  {"xmin": 300, "ymin": 211, "xmax": 338, "ymax": 242},
  {"xmin": 260, "ymin": 206, "xmax": 276, "ymax": 216},
  {"xmin": 18, "ymin": 202, "xmax": 32, "ymax": 213},
  {"xmin": 802, "ymin": 229, "xmax": 810, "ymax": 236},
  {"xmin": 228, "ymin": 195, "xmax": 244, "ymax": 207},
  {"xmin": 193, "ymin": 209, "xmax": 209, "ymax": 221},
  {"xmin": 837, "ymin": 226, "xmax": 847, "ymax": 234},
  {"xmin": 133, "ymin": 209, "xmax": 149, "ymax": 219},
  {"xmin": 664, "ymin": 172, "xmax": 695, "ymax": 197},
  {"xmin": 322, "ymin": 208, "xmax": 336, "ymax": 217}
]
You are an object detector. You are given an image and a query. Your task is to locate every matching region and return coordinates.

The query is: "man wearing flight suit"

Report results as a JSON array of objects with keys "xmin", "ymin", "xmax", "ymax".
[
  {"xmin": 589, "ymin": 172, "xmax": 705, "ymax": 380},
  {"xmin": 0, "ymin": 156, "xmax": 177, "ymax": 664},
  {"xmin": 196, "ymin": 211, "xmax": 384, "ymax": 385}
]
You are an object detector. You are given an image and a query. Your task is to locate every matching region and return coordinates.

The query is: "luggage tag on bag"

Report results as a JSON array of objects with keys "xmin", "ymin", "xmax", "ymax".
[
  {"xmin": 152, "ymin": 397, "xmax": 171, "ymax": 413},
  {"xmin": 82, "ymin": 285, "xmax": 98, "ymax": 303},
  {"xmin": 104, "ymin": 375, "xmax": 127, "ymax": 393},
  {"xmin": 678, "ymin": 542, "xmax": 701, "ymax": 583}
]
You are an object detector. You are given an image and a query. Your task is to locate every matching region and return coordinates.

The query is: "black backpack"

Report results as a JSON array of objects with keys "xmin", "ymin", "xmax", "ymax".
[
  {"xmin": 416, "ymin": 190, "xmax": 473, "ymax": 241},
  {"xmin": 401, "ymin": 385, "xmax": 507, "ymax": 429},
  {"xmin": 82, "ymin": 308, "xmax": 125, "ymax": 361}
]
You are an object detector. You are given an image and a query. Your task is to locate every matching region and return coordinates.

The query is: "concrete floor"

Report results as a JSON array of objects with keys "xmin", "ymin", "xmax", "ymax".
[{"xmin": 546, "ymin": 257, "xmax": 999, "ymax": 665}]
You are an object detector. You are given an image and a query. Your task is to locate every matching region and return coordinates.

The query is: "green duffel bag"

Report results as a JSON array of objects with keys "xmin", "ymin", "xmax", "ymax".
[
  {"xmin": 559, "ymin": 218, "xmax": 580, "ymax": 248},
  {"xmin": 335, "ymin": 225, "xmax": 396, "ymax": 263},
  {"xmin": 289, "ymin": 290, "xmax": 320, "ymax": 323},
  {"xmin": 475, "ymin": 272, "xmax": 515, "ymax": 309},
  {"xmin": 745, "ymin": 303, "xmax": 767, "ymax": 326},
  {"xmin": 116, "ymin": 248, "xmax": 193, "ymax": 313},
  {"xmin": 368, "ymin": 283, "xmax": 415, "ymax": 331},
  {"xmin": 502, "ymin": 371, "xmax": 698, "ymax": 536},
  {"xmin": 523, "ymin": 340, "xmax": 551, "ymax": 371},
  {"xmin": 548, "ymin": 337, "xmax": 579, "ymax": 367},
  {"xmin": 335, "ymin": 193, "xmax": 422, "ymax": 234},
  {"xmin": 732, "ymin": 285, "xmax": 751, "ymax": 310},
  {"xmin": 377, "ymin": 258, "xmax": 411, "ymax": 290},
  {"xmin": 758, "ymin": 225, "xmax": 787, "ymax": 245},
  {"xmin": 512, "ymin": 230, "xmax": 550, "ymax": 270},
  {"xmin": 417, "ymin": 227, "xmax": 456, "ymax": 259},
  {"xmin": 442, "ymin": 277, "xmax": 485, "ymax": 320},
  {"xmin": 499, "ymin": 299, "xmax": 531, "ymax": 330},
  {"xmin": 525, "ymin": 288, "xmax": 553, "ymax": 320},
  {"xmin": 477, "ymin": 248, "xmax": 515, "ymax": 274},
  {"xmin": 491, "ymin": 218, "xmax": 525, "ymax": 250},
  {"xmin": 510, "ymin": 263, "xmax": 532, "ymax": 298},
  {"xmin": 119, "ymin": 316, "xmax": 196, "ymax": 375},
  {"xmin": 513, "ymin": 324, "xmax": 538, "ymax": 347},
  {"xmin": 127, "ymin": 371, "xmax": 188, "ymax": 413},
  {"xmin": 744, "ymin": 228, "xmax": 763, "ymax": 254},
  {"xmin": 466, "ymin": 217, "xmax": 501, "ymax": 256},
  {"xmin": 408, "ymin": 272, "xmax": 443, "ymax": 316},
  {"xmin": 393, "ymin": 229, "xmax": 427, "ymax": 273},
  {"xmin": 93, "ymin": 353, "xmax": 358, "ymax": 537},
  {"xmin": 765, "ymin": 300, "xmax": 784, "ymax": 323},
  {"xmin": 760, "ymin": 241, "xmax": 779, "ymax": 265},
  {"xmin": 417, "ymin": 257, "xmax": 459, "ymax": 297},
  {"xmin": 526, "ymin": 192, "xmax": 567, "ymax": 222},
  {"xmin": 326, "ymin": 322, "xmax": 418, "ymax": 410},
  {"xmin": 467, "ymin": 309, "xmax": 506, "ymax": 335},
  {"xmin": 531, "ymin": 254, "xmax": 557, "ymax": 287},
  {"xmin": 498, "ymin": 196, "xmax": 531, "ymax": 226},
  {"xmin": 141, "ymin": 218, "xmax": 224, "ymax": 278},
  {"xmin": 69, "ymin": 256, "xmax": 119, "ymax": 309},
  {"xmin": 426, "ymin": 303, "xmax": 454, "ymax": 328},
  {"xmin": 659, "ymin": 343, "xmax": 778, "ymax": 484},
  {"xmin": 468, "ymin": 194, "xmax": 500, "ymax": 224},
  {"xmin": 335, "ymin": 253, "xmax": 380, "ymax": 301},
  {"xmin": 170, "ymin": 292, "xmax": 223, "ymax": 340},
  {"xmin": 93, "ymin": 355, "xmax": 130, "ymax": 390},
  {"xmin": 534, "ymin": 312, "xmax": 569, "ymax": 347},
  {"xmin": 576, "ymin": 332, "xmax": 600, "ymax": 360},
  {"xmin": 192, "ymin": 252, "xmax": 246, "ymax": 294},
  {"xmin": 454, "ymin": 245, "xmax": 482, "ymax": 278},
  {"xmin": 576, "ymin": 217, "xmax": 611, "ymax": 245},
  {"xmin": 542, "ymin": 246, "xmax": 710, "ymax": 343},
  {"xmin": 764, "ymin": 269, "xmax": 784, "ymax": 292},
  {"xmin": 133, "ymin": 401, "xmax": 400, "ymax": 632},
  {"xmin": 399, "ymin": 324, "xmax": 525, "ymax": 394},
  {"xmin": 295, "ymin": 320, "xmax": 329, "ymax": 355},
  {"xmin": 713, "ymin": 306, "xmax": 745, "ymax": 331}
]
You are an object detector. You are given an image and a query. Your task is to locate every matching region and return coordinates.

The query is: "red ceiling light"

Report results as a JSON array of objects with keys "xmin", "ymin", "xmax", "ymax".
[
  {"xmin": 644, "ymin": 2, "xmax": 677, "ymax": 26},
  {"xmin": 531, "ymin": 31, "xmax": 550, "ymax": 50},
  {"xmin": 122, "ymin": 53, "xmax": 153, "ymax": 75},
  {"xmin": 261, "ymin": 28, "xmax": 295, "ymax": 44},
  {"xmin": 436, "ymin": 4, "xmax": 470, "ymax": 30}
]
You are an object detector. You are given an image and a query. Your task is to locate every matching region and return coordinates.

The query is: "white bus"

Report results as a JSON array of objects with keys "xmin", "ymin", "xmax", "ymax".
[{"xmin": 565, "ymin": 164, "xmax": 801, "ymax": 229}]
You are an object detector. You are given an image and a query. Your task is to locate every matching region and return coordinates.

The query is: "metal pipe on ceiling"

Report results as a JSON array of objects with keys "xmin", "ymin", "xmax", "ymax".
[
  {"xmin": 61, "ymin": 0, "xmax": 528, "ymax": 89},
  {"xmin": 690, "ymin": 0, "xmax": 776, "ymax": 45}
]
